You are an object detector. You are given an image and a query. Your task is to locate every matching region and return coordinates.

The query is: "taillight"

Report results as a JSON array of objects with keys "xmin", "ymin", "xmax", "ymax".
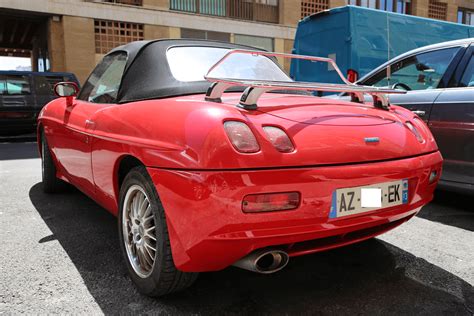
[
  {"xmin": 262, "ymin": 126, "xmax": 295, "ymax": 153},
  {"xmin": 242, "ymin": 192, "xmax": 300, "ymax": 213},
  {"xmin": 347, "ymin": 69, "xmax": 359, "ymax": 83},
  {"xmin": 429, "ymin": 170, "xmax": 439, "ymax": 183},
  {"xmin": 405, "ymin": 121, "xmax": 424, "ymax": 143},
  {"xmin": 223, "ymin": 121, "xmax": 260, "ymax": 153},
  {"xmin": 412, "ymin": 117, "xmax": 433, "ymax": 140}
]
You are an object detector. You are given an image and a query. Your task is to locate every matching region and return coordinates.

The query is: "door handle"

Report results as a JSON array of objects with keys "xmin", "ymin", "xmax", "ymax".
[{"xmin": 411, "ymin": 110, "xmax": 425, "ymax": 117}]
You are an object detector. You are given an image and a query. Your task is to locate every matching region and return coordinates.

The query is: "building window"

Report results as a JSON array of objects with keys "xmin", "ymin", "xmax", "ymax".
[
  {"xmin": 358, "ymin": 0, "xmax": 377, "ymax": 8},
  {"xmin": 395, "ymin": 0, "xmax": 410, "ymax": 14},
  {"xmin": 170, "ymin": 0, "xmax": 226, "ymax": 15},
  {"xmin": 428, "ymin": 0, "xmax": 447, "ymax": 21},
  {"xmin": 378, "ymin": 0, "xmax": 393, "ymax": 11},
  {"xmin": 458, "ymin": 8, "xmax": 474, "ymax": 25},
  {"xmin": 348, "ymin": 0, "xmax": 411, "ymax": 14},
  {"xmin": 102, "ymin": 0, "xmax": 143, "ymax": 5},
  {"xmin": 181, "ymin": 28, "xmax": 230, "ymax": 42},
  {"xmin": 234, "ymin": 34, "xmax": 274, "ymax": 51},
  {"xmin": 94, "ymin": 20, "xmax": 144, "ymax": 54},
  {"xmin": 301, "ymin": 0, "xmax": 329, "ymax": 18},
  {"xmin": 170, "ymin": 0, "xmax": 279, "ymax": 24}
]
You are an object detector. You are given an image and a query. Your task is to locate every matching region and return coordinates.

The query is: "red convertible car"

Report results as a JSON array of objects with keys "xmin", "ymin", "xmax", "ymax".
[{"xmin": 38, "ymin": 39, "xmax": 442, "ymax": 296}]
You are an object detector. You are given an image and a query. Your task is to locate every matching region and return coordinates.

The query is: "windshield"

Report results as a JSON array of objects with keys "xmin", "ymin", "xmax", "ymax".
[{"xmin": 166, "ymin": 46, "xmax": 291, "ymax": 82}]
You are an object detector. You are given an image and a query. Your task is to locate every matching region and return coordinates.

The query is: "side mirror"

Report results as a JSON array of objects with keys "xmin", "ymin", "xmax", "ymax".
[
  {"xmin": 54, "ymin": 82, "xmax": 79, "ymax": 107},
  {"xmin": 54, "ymin": 82, "xmax": 79, "ymax": 97}
]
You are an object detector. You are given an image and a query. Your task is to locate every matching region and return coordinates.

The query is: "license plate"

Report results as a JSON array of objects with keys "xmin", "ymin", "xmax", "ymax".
[{"xmin": 329, "ymin": 179, "xmax": 408, "ymax": 219}]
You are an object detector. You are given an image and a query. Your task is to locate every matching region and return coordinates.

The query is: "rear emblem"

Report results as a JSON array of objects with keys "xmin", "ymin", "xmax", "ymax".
[{"xmin": 364, "ymin": 137, "xmax": 380, "ymax": 143}]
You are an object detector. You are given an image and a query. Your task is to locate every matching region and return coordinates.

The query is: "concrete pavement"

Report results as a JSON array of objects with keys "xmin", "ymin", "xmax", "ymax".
[{"xmin": 0, "ymin": 142, "xmax": 472, "ymax": 315}]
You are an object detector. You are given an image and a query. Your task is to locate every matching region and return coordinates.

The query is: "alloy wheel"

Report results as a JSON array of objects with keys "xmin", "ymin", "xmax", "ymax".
[{"xmin": 122, "ymin": 184, "xmax": 157, "ymax": 278}]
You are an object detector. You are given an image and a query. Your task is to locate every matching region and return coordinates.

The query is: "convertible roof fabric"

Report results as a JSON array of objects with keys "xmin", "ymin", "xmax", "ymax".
[{"xmin": 109, "ymin": 39, "xmax": 262, "ymax": 103}]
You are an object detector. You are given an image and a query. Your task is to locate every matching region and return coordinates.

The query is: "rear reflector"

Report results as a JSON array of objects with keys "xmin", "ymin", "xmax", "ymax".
[
  {"xmin": 224, "ymin": 121, "xmax": 260, "ymax": 153},
  {"xmin": 242, "ymin": 192, "xmax": 300, "ymax": 213}
]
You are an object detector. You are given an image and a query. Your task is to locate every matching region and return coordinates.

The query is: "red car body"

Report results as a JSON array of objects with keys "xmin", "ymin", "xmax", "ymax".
[{"xmin": 38, "ymin": 40, "xmax": 442, "ymax": 274}]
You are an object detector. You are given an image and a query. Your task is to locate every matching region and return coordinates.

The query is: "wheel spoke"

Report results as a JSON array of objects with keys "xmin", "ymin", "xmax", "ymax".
[
  {"xmin": 143, "ymin": 214, "xmax": 154, "ymax": 223},
  {"xmin": 138, "ymin": 247, "xmax": 152, "ymax": 269},
  {"xmin": 139, "ymin": 198, "xmax": 148, "ymax": 217},
  {"xmin": 130, "ymin": 196, "xmax": 136, "ymax": 219},
  {"xmin": 145, "ymin": 232, "xmax": 156, "ymax": 241},
  {"xmin": 132, "ymin": 194, "xmax": 140, "ymax": 218},
  {"xmin": 142, "ymin": 247, "xmax": 154, "ymax": 266},
  {"xmin": 143, "ymin": 205, "xmax": 151, "ymax": 218},
  {"xmin": 136, "ymin": 247, "xmax": 144, "ymax": 267},
  {"xmin": 145, "ymin": 242, "xmax": 156, "ymax": 253},
  {"xmin": 137, "ymin": 194, "xmax": 145, "ymax": 216}
]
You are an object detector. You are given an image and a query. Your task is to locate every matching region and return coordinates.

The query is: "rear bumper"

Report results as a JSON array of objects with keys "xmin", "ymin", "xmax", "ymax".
[
  {"xmin": 0, "ymin": 111, "xmax": 38, "ymax": 134},
  {"xmin": 148, "ymin": 151, "xmax": 443, "ymax": 272}
]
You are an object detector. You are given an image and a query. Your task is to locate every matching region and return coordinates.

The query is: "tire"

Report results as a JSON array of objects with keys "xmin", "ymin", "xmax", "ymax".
[
  {"xmin": 118, "ymin": 166, "xmax": 198, "ymax": 296},
  {"xmin": 41, "ymin": 131, "xmax": 63, "ymax": 194}
]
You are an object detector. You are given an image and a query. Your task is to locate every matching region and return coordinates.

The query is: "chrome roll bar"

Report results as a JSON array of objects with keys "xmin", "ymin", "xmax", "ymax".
[{"xmin": 204, "ymin": 49, "xmax": 406, "ymax": 110}]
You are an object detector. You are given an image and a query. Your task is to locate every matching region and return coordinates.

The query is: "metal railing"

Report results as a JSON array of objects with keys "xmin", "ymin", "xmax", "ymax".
[
  {"xmin": 86, "ymin": 0, "xmax": 143, "ymax": 6},
  {"xmin": 170, "ymin": 0, "xmax": 279, "ymax": 23}
]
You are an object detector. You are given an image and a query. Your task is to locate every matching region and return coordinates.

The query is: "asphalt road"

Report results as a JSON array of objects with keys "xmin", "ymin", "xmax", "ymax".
[{"xmin": 0, "ymin": 141, "xmax": 473, "ymax": 315}]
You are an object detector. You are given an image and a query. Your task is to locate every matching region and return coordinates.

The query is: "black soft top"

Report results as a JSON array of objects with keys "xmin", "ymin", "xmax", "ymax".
[{"xmin": 109, "ymin": 39, "xmax": 264, "ymax": 103}]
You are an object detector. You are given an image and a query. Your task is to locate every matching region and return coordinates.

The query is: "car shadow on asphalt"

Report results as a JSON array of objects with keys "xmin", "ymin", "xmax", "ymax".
[
  {"xmin": 417, "ymin": 190, "xmax": 474, "ymax": 232},
  {"xmin": 29, "ymin": 183, "xmax": 473, "ymax": 315}
]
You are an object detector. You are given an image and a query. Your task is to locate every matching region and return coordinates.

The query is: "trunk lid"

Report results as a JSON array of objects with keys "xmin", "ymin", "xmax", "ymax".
[
  {"xmin": 228, "ymin": 95, "xmax": 435, "ymax": 166},
  {"xmin": 256, "ymin": 95, "xmax": 401, "ymax": 126}
]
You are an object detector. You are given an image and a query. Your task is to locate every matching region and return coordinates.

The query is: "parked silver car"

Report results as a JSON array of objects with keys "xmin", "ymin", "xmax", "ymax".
[{"xmin": 337, "ymin": 38, "xmax": 474, "ymax": 194}]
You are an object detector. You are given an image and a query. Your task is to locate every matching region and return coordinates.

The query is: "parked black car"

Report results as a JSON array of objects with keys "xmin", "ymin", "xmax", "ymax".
[
  {"xmin": 336, "ymin": 38, "xmax": 474, "ymax": 194},
  {"xmin": 0, "ymin": 71, "xmax": 79, "ymax": 135}
]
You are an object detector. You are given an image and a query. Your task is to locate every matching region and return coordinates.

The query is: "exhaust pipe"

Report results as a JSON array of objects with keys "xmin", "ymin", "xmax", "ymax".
[{"xmin": 232, "ymin": 248, "xmax": 289, "ymax": 274}]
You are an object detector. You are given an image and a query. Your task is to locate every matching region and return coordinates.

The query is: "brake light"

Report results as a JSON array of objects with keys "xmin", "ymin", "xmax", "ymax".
[
  {"xmin": 405, "ymin": 121, "xmax": 424, "ymax": 143},
  {"xmin": 223, "ymin": 121, "xmax": 260, "ymax": 153},
  {"xmin": 242, "ymin": 192, "xmax": 300, "ymax": 213},
  {"xmin": 347, "ymin": 69, "xmax": 359, "ymax": 83},
  {"xmin": 262, "ymin": 126, "xmax": 295, "ymax": 153}
]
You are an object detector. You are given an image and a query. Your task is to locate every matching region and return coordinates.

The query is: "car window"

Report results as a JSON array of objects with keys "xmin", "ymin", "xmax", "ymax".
[
  {"xmin": 0, "ymin": 75, "xmax": 5, "ymax": 95},
  {"xmin": 0, "ymin": 75, "xmax": 31, "ymax": 95},
  {"xmin": 78, "ymin": 53, "xmax": 127, "ymax": 103},
  {"xmin": 364, "ymin": 47, "xmax": 461, "ymax": 91},
  {"xmin": 460, "ymin": 54, "xmax": 474, "ymax": 87},
  {"xmin": 34, "ymin": 76, "xmax": 66, "ymax": 95}
]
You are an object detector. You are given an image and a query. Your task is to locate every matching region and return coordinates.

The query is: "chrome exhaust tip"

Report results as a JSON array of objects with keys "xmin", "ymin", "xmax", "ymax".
[{"xmin": 232, "ymin": 249, "xmax": 289, "ymax": 274}]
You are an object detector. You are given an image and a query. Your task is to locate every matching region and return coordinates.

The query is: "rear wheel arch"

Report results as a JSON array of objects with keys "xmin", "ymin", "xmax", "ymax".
[
  {"xmin": 37, "ymin": 123, "xmax": 44, "ymax": 157},
  {"xmin": 40, "ymin": 126, "xmax": 64, "ymax": 193},
  {"xmin": 115, "ymin": 155, "xmax": 146, "ymax": 201},
  {"xmin": 117, "ymin": 165, "xmax": 198, "ymax": 296},
  {"xmin": 115, "ymin": 158, "xmax": 199, "ymax": 295}
]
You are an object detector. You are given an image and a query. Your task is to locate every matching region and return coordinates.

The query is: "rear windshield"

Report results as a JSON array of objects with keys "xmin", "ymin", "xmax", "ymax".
[
  {"xmin": 0, "ymin": 75, "xmax": 31, "ymax": 95},
  {"xmin": 166, "ymin": 46, "xmax": 291, "ymax": 82}
]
